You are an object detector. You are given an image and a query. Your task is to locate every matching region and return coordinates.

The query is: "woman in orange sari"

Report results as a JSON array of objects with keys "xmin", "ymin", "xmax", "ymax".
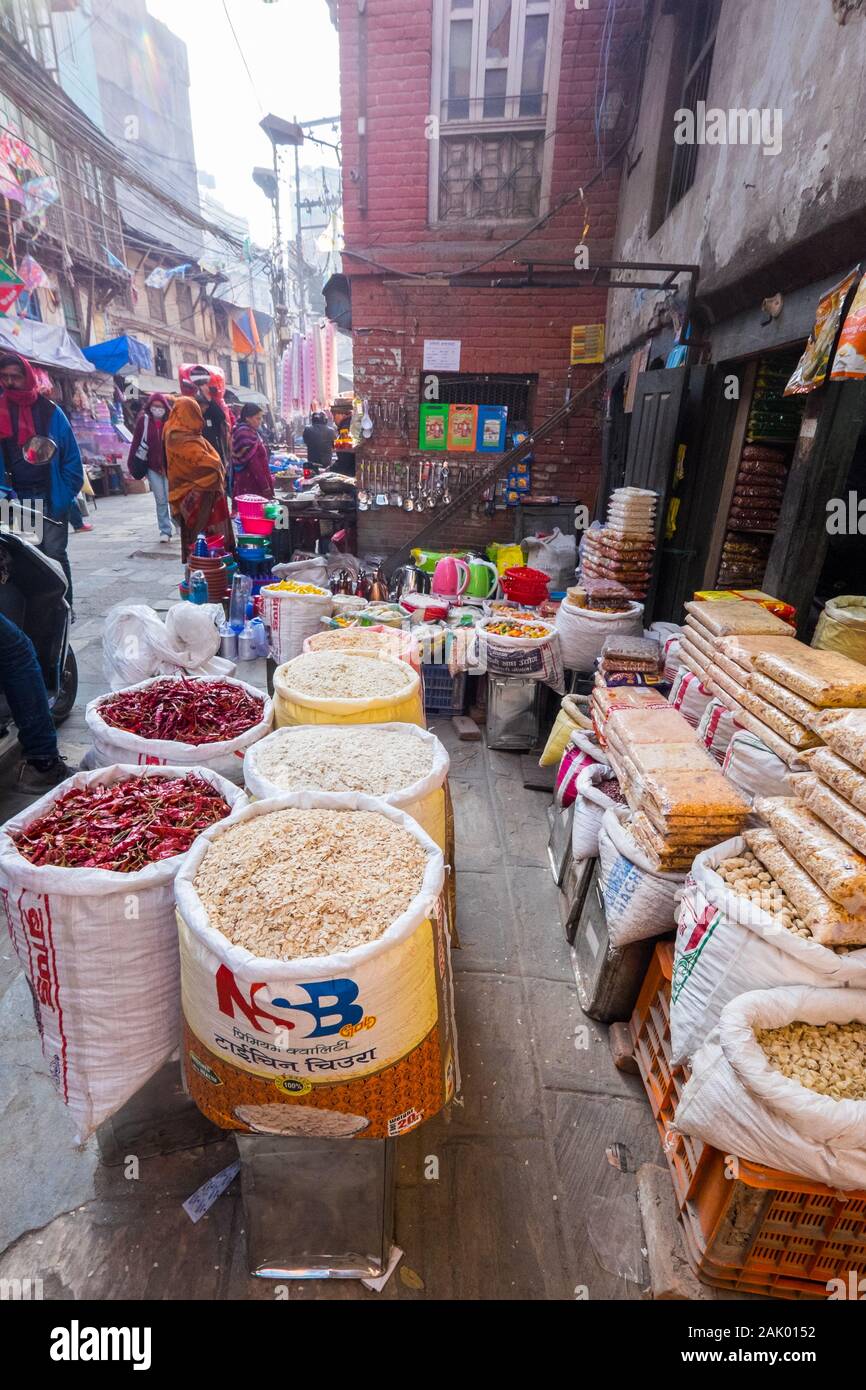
[{"xmin": 164, "ymin": 397, "xmax": 234, "ymax": 560}]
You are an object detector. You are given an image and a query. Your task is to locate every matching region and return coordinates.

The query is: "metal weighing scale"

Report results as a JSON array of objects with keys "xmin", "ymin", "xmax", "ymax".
[{"xmin": 235, "ymin": 1133, "xmax": 396, "ymax": 1280}]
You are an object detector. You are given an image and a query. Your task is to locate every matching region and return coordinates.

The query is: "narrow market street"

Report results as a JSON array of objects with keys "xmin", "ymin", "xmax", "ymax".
[{"xmin": 0, "ymin": 497, "xmax": 661, "ymax": 1302}]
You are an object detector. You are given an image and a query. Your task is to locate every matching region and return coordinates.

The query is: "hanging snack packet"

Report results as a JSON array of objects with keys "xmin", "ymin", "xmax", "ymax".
[{"xmin": 784, "ymin": 268, "xmax": 859, "ymax": 395}]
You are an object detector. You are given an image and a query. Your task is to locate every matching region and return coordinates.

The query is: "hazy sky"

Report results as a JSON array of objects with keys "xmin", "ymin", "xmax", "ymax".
[{"xmin": 145, "ymin": 0, "xmax": 341, "ymax": 244}]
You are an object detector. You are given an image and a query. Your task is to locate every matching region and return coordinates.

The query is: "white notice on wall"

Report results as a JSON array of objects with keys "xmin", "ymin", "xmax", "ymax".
[{"xmin": 423, "ymin": 339, "xmax": 461, "ymax": 372}]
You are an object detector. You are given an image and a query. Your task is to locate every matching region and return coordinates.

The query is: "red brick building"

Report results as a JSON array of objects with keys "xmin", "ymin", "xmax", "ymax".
[{"xmin": 329, "ymin": 0, "xmax": 645, "ymax": 553}]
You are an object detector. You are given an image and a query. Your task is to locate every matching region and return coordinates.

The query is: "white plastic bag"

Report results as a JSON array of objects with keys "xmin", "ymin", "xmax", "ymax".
[
  {"xmin": 555, "ymin": 598, "xmax": 643, "ymax": 672},
  {"xmin": 243, "ymin": 722, "xmax": 450, "ymax": 849},
  {"xmin": 722, "ymin": 728, "xmax": 794, "ymax": 803},
  {"xmin": 272, "ymin": 556, "xmax": 330, "ymax": 587},
  {"xmin": 571, "ymin": 763, "xmax": 629, "ymax": 860},
  {"xmin": 86, "ymin": 675, "xmax": 274, "ymax": 781},
  {"xmin": 0, "ymin": 764, "xmax": 247, "ymax": 1141},
  {"xmin": 102, "ymin": 602, "xmax": 232, "ymax": 691},
  {"xmin": 671, "ymin": 838, "xmax": 866, "ymax": 1065},
  {"xmin": 523, "ymin": 528, "xmax": 577, "ymax": 592},
  {"xmin": 674, "ymin": 986, "xmax": 866, "ymax": 1189},
  {"xmin": 597, "ymin": 808, "xmax": 685, "ymax": 946}
]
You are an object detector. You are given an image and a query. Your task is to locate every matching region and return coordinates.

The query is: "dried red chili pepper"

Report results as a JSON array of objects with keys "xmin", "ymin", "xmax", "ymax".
[
  {"xmin": 13, "ymin": 774, "xmax": 232, "ymax": 872},
  {"xmin": 97, "ymin": 677, "xmax": 263, "ymax": 744}
]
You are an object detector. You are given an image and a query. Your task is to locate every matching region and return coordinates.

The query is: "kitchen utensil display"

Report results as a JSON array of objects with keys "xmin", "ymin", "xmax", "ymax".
[
  {"xmin": 375, "ymin": 459, "xmax": 388, "ymax": 507},
  {"xmin": 431, "ymin": 555, "xmax": 470, "ymax": 599}
]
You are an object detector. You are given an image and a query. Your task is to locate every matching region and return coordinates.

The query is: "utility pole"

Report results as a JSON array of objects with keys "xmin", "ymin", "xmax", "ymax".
[{"xmin": 293, "ymin": 116, "xmax": 306, "ymax": 334}]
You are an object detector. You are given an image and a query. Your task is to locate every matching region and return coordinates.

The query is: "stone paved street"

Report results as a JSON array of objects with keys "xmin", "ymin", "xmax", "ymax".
[{"xmin": 0, "ymin": 494, "xmax": 662, "ymax": 1300}]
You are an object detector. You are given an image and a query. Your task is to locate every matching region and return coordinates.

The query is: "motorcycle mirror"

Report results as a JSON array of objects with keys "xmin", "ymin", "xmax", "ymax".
[{"xmin": 23, "ymin": 435, "xmax": 57, "ymax": 465}]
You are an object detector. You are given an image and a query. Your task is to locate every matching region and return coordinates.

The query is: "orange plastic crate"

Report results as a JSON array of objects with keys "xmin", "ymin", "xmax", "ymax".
[{"xmin": 629, "ymin": 943, "xmax": 866, "ymax": 1299}]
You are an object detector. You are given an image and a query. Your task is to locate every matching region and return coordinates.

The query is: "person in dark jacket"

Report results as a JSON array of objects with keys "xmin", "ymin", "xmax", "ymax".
[
  {"xmin": 303, "ymin": 411, "xmax": 337, "ymax": 471},
  {"xmin": 231, "ymin": 405, "xmax": 274, "ymax": 499},
  {"xmin": 0, "ymin": 352, "xmax": 83, "ymax": 607},
  {"xmin": 127, "ymin": 392, "xmax": 174, "ymax": 542}
]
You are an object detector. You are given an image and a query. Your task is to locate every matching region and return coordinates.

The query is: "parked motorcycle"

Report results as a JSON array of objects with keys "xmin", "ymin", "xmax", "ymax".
[{"xmin": 0, "ymin": 436, "xmax": 78, "ymax": 760}]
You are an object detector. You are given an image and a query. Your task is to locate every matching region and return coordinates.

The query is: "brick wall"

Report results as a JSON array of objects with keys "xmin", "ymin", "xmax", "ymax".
[{"xmin": 334, "ymin": 0, "xmax": 645, "ymax": 555}]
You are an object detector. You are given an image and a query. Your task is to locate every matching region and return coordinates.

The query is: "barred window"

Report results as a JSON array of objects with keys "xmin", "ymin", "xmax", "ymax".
[{"xmin": 439, "ymin": 130, "xmax": 543, "ymax": 221}]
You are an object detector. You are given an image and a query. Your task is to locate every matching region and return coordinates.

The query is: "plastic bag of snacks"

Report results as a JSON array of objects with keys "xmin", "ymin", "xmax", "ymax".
[
  {"xmin": 260, "ymin": 581, "xmax": 334, "ymax": 664},
  {"xmin": 596, "ymin": 808, "xmax": 686, "ymax": 946},
  {"xmin": 674, "ymin": 986, "xmax": 866, "ymax": 1189},
  {"xmin": 0, "ymin": 765, "xmax": 247, "ymax": 1141},
  {"xmin": 85, "ymin": 676, "xmax": 274, "ymax": 782},
  {"xmin": 243, "ymin": 723, "xmax": 449, "ymax": 849},
  {"xmin": 176, "ymin": 795, "xmax": 457, "ymax": 1140},
  {"xmin": 273, "ymin": 651, "xmax": 424, "ymax": 729},
  {"xmin": 671, "ymin": 837, "xmax": 866, "ymax": 1065}
]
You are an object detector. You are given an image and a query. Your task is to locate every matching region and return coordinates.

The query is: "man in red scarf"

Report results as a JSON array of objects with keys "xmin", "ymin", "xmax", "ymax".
[
  {"xmin": 0, "ymin": 352, "xmax": 83, "ymax": 607},
  {"xmin": 127, "ymin": 392, "xmax": 175, "ymax": 542}
]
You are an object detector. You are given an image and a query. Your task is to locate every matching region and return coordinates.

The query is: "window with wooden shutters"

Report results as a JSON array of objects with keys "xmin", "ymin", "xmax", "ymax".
[
  {"xmin": 431, "ymin": 0, "xmax": 561, "ymax": 223},
  {"xmin": 147, "ymin": 282, "xmax": 167, "ymax": 323}
]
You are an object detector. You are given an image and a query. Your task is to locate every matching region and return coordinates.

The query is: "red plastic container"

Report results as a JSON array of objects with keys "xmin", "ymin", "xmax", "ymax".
[{"xmin": 501, "ymin": 565, "xmax": 550, "ymax": 605}]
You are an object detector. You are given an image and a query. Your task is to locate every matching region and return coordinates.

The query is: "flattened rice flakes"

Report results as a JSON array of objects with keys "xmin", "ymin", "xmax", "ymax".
[
  {"xmin": 280, "ymin": 650, "xmax": 413, "ymax": 700},
  {"xmin": 253, "ymin": 726, "xmax": 434, "ymax": 797},
  {"xmin": 192, "ymin": 808, "xmax": 428, "ymax": 960}
]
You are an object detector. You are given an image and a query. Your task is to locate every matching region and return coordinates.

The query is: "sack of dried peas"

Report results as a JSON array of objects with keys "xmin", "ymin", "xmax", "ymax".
[
  {"xmin": 0, "ymin": 764, "xmax": 247, "ymax": 1141},
  {"xmin": 175, "ymin": 794, "xmax": 457, "ymax": 1140},
  {"xmin": 85, "ymin": 675, "xmax": 273, "ymax": 782}
]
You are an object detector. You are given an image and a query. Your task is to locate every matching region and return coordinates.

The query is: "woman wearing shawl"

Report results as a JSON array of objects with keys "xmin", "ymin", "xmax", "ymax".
[
  {"xmin": 0, "ymin": 351, "xmax": 83, "ymax": 606},
  {"xmin": 127, "ymin": 392, "xmax": 174, "ymax": 542},
  {"xmin": 231, "ymin": 404, "xmax": 274, "ymax": 499},
  {"xmin": 164, "ymin": 397, "xmax": 233, "ymax": 561}
]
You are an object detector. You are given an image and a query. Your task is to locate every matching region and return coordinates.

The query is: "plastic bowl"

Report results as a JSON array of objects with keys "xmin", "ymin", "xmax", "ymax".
[{"xmin": 236, "ymin": 514, "xmax": 274, "ymax": 536}]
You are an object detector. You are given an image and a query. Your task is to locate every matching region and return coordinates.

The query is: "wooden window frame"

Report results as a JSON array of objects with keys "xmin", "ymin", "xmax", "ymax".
[{"xmin": 429, "ymin": 0, "xmax": 564, "ymax": 226}]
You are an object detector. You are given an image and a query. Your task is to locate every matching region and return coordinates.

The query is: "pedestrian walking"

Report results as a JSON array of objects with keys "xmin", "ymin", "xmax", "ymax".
[
  {"xmin": 164, "ymin": 396, "xmax": 233, "ymax": 561},
  {"xmin": 231, "ymin": 404, "xmax": 274, "ymax": 499},
  {"xmin": 127, "ymin": 392, "xmax": 174, "ymax": 542},
  {"xmin": 0, "ymin": 351, "xmax": 83, "ymax": 609}
]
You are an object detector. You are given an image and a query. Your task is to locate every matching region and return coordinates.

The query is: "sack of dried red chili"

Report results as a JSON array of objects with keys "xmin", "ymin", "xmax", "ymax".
[
  {"xmin": 85, "ymin": 675, "xmax": 274, "ymax": 783},
  {"xmin": 0, "ymin": 764, "xmax": 247, "ymax": 1141}
]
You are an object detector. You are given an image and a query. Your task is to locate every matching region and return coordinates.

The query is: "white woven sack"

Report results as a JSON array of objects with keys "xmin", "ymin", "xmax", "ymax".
[
  {"xmin": 674, "ymin": 986, "xmax": 866, "ymax": 1189},
  {"xmin": 0, "ymin": 764, "xmax": 247, "ymax": 1141},
  {"xmin": 555, "ymin": 599, "xmax": 643, "ymax": 672},
  {"xmin": 597, "ymin": 808, "xmax": 686, "ymax": 947},
  {"xmin": 571, "ymin": 763, "xmax": 629, "ymax": 860},
  {"xmin": 85, "ymin": 676, "xmax": 273, "ymax": 783},
  {"xmin": 261, "ymin": 585, "xmax": 334, "ymax": 664},
  {"xmin": 671, "ymin": 837, "xmax": 866, "ymax": 1065}
]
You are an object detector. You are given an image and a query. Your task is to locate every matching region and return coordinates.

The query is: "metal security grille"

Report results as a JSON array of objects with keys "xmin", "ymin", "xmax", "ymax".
[
  {"xmin": 665, "ymin": 0, "xmax": 721, "ymax": 218},
  {"xmin": 420, "ymin": 372, "xmax": 536, "ymax": 427},
  {"xmin": 438, "ymin": 131, "xmax": 543, "ymax": 220}
]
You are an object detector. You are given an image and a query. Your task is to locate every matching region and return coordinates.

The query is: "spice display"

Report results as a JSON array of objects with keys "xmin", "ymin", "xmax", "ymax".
[
  {"xmin": 96, "ymin": 677, "xmax": 265, "ymax": 744},
  {"xmin": 484, "ymin": 620, "xmax": 551, "ymax": 638},
  {"xmin": 192, "ymin": 807, "xmax": 428, "ymax": 959},
  {"xmin": 262, "ymin": 580, "xmax": 330, "ymax": 596},
  {"xmin": 251, "ymin": 726, "xmax": 434, "ymax": 796},
  {"xmin": 12, "ymin": 773, "xmax": 231, "ymax": 872},
  {"xmin": 756, "ymin": 1021, "xmax": 866, "ymax": 1100},
  {"xmin": 279, "ymin": 650, "xmax": 413, "ymax": 700}
]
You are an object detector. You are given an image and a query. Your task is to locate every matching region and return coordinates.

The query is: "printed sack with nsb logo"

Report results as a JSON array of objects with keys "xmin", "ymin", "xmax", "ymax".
[{"xmin": 175, "ymin": 793, "xmax": 458, "ymax": 1140}]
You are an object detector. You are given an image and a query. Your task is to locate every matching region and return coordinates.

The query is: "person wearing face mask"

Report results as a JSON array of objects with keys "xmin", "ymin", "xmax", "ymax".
[{"xmin": 127, "ymin": 393, "xmax": 174, "ymax": 542}]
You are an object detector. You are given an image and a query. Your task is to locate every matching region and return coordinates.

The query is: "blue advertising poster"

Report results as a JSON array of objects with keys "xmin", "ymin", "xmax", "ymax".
[{"xmin": 476, "ymin": 405, "xmax": 507, "ymax": 452}]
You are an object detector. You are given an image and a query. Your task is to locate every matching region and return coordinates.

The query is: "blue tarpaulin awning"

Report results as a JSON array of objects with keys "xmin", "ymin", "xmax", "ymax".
[{"xmin": 82, "ymin": 335, "xmax": 152, "ymax": 375}]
